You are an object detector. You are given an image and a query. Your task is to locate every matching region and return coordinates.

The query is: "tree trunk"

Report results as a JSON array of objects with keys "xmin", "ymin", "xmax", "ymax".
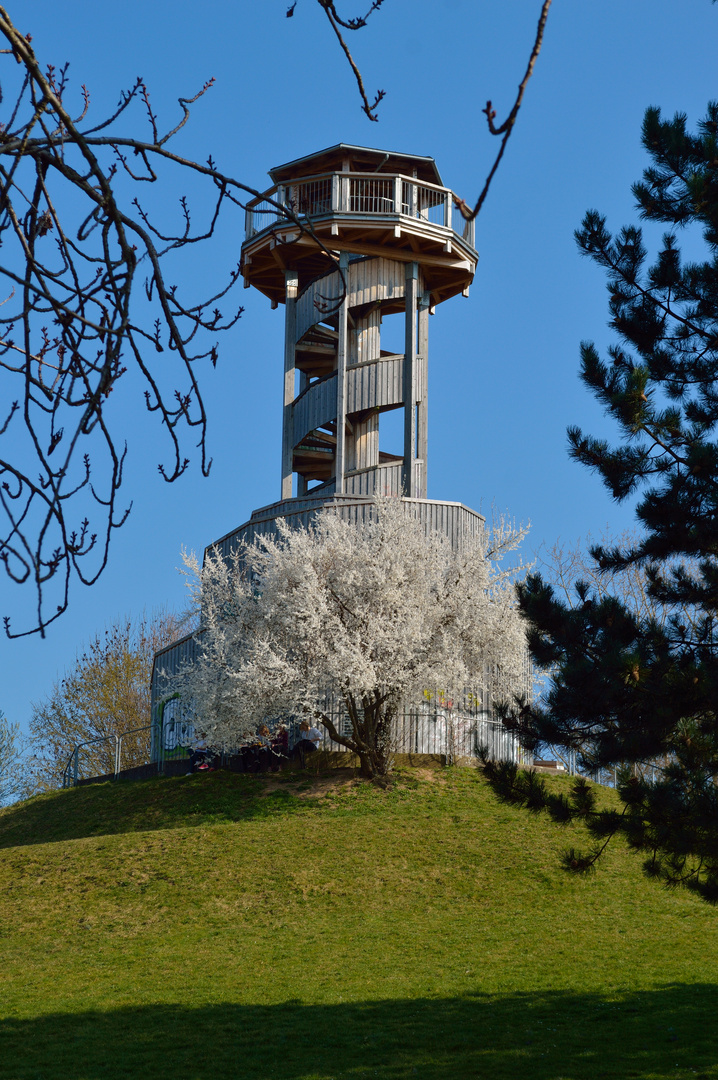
[
  {"xmin": 355, "ymin": 699, "xmax": 394, "ymax": 781},
  {"xmin": 317, "ymin": 693, "xmax": 395, "ymax": 782}
]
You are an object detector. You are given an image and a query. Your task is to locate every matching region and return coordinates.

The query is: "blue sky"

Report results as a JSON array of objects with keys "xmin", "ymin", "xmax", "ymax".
[{"xmin": 3, "ymin": 0, "xmax": 718, "ymax": 733}]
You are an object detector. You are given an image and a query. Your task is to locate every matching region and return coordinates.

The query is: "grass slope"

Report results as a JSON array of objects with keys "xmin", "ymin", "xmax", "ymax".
[{"xmin": 1, "ymin": 765, "xmax": 717, "ymax": 1080}]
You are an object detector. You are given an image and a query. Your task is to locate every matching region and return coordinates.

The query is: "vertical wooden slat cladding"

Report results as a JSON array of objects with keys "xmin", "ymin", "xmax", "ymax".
[
  {"xmin": 296, "ymin": 258, "xmax": 407, "ymax": 344},
  {"xmin": 344, "ymin": 462, "xmax": 402, "ymax": 496},
  {"xmin": 346, "ymin": 355, "xmax": 403, "ymax": 414},
  {"xmin": 293, "ymin": 372, "xmax": 338, "ymax": 441},
  {"xmin": 413, "ymin": 460, "xmax": 425, "ymax": 499},
  {"xmin": 206, "ymin": 495, "xmax": 485, "ymax": 567},
  {"xmin": 348, "ymin": 257, "xmax": 405, "ymax": 311}
]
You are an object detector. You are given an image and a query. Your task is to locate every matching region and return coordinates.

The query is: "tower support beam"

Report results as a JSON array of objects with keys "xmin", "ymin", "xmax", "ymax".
[
  {"xmin": 404, "ymin": 262, "xmax": 419, "ymax": 498},
  {"xmin": 281, "ymin": 270, "xmax": 298, "ymax": 499},
  {"xmin": 335, "ymin": 252, "xmax": 349, "ymax": 493},
  {"xmin": 417, "ymin": 289, "xmax": 430, "ymax": 499}
]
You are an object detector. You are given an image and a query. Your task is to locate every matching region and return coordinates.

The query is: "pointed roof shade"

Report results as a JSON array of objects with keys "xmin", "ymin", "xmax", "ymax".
[{"xmin": 268, "ymin": 144, "xmax": 444, "ymax": 187}]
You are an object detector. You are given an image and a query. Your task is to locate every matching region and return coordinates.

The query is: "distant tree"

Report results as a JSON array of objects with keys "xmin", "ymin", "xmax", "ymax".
[
  {"xmin": 538, "ymin": 529, "xmax": 669, "ymax": 626},
  {"xmin": 176, "ymin": 498, "xmax": 528, "ymax": 781},
  {"xmin": 0, "ymin": 710, "xmax": 25, "ymax": 807},
  {"xmin": 489, "ymin": 103, "xmax": 718, "ymax": 902},
  {"xmin": 26, "ymin": 609, "xmax": 189, "ymax": 789},
  {"xmin": 533, "ymin": 530, "xmax": 700, "ymax": 778}
]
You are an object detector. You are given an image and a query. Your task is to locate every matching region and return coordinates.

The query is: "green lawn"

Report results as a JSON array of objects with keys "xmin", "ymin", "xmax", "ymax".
[{"xmin": 1, "ymin": 765, "xmax": 716, "ymax": 1079}]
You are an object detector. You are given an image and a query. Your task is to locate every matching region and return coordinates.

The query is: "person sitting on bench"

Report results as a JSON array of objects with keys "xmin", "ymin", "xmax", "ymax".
[
  {"xmin": 270, "ymin": 724, "xmax": 289, "ymax": 771},
  {"xmin": 188, "ymin": 732, "xmax": 210, "ymax": 773},
  {"xmin": 292, "ymin": 720, "xmax": 323, "ymax": 766},
  {"xmin": 241, "ymin": 725, "xmax": 274, "ymax": 773}
]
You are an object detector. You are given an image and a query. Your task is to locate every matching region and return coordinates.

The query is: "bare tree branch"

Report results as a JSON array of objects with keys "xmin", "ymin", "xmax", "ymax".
[
  {"xmin": 316, "ymin": 1, "xmax": 386, "ymax": 121},
  {"xmin": 0, "ymin": 8, "xmax": 322, "ymax": 638},
  {"xmin": 455, "ymin": 0, "xmax": 552, "ymax": 222},
  {"xmin": 288, "ymin": 1, "xmax": 386, "ymax": 120}
]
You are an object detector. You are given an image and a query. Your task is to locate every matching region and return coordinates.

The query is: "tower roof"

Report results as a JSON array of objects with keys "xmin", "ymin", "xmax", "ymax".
[{"xmin": 268, "ymin": 144, "xmax": 443, "ymax": 187}]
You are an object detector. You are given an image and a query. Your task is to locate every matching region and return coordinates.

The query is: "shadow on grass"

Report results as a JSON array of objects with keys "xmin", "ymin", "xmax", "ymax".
[
  {"xmin": 1, "ymin": 985, "xmax": 717, "ymax": 1080},
  {"xmin": 0, "ymin": 771, "xmax": 325, "ymax": 849}
]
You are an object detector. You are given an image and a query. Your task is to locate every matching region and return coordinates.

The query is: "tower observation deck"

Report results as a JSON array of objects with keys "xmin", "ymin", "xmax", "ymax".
[{"xmin": 241, "ymin": 143, "xmax": 478, "ymax": 503}]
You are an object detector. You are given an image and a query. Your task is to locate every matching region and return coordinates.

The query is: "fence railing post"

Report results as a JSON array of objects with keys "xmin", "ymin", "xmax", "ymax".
[{"xmin": 394, "ymin": 175, "xmax": 402, "ymax": 215}]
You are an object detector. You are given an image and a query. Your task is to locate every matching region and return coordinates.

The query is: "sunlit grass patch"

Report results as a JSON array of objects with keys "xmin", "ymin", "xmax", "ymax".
[{"xmin": 1, "ymin": 766, "xmax": 716, "ymax": 1079}]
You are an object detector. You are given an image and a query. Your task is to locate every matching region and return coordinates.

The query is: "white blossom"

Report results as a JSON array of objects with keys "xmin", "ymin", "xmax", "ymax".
[{"xmin": 174, "ymin": 497, "xmax": 529, "ymax": 778}]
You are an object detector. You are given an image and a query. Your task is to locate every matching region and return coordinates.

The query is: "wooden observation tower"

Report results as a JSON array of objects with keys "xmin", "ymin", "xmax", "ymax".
[
  {"xmin": 152, "ymin": 145, "xmax": 486, "ymax": 708},
  {"xmin": 241, "ymin": 144, "xmax": 478, "ymax": 503}
]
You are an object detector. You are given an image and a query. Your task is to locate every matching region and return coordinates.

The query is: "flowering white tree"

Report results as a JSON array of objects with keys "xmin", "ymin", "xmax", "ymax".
[{"xmin": 176, "ymin": 498, "xmax": 529, "ymax": 780}]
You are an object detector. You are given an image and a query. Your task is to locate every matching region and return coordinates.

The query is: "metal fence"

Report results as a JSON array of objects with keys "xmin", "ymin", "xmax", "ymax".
[
  {"xmin": 61, "ymin": 701, "xmax": 531, "ymax": 787},
  {"xmin": 349, "ymin": 177, "xmax": 395, "ymax": 215},
  {"xmin": 151, "ymin": 699, "xmax": 530, "ymax": 770},
  {"xmin": 540, "ymin": 748, "xmax": 668, "ymax": 788},
  {"xmin": 297, "ymin": 707, "xmax": 528, "ymax": 765},
  {"xmin": 244, "ymin": 197, "xmax": 281, "ymax": 237},
  {"xmin": 288, "ymin": 176, "xmax": 334, "ymax": 216},
  {"xmin": 62, "ymin": 724, "xmax": 154, "ymax": 788}
]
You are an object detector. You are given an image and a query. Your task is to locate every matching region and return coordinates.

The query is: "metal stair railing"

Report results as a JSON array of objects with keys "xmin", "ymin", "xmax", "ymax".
[
  {"xmin": 61, "ymin": 724, "xmax": 154, "ymax": 787},
  {"xmin": 61, "ymin": 734, "xmax": 118, "ymax": 788}
]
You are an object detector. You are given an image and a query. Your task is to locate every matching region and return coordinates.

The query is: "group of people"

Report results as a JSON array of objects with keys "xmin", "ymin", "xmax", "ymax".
[
  {"xmin": 240, "ymin": 724, "xmax": 287, "ymax": 773},
  {"xmin": 241, "ymin": 719, "xmax": 324, "ymax": 772},
  {"xmin": 185, "ymin": 719, "xmax": 324, "ymax": 774},
  {"xmin": 292, "ymin": 720, "xmax": 323, "ymax": 765}
]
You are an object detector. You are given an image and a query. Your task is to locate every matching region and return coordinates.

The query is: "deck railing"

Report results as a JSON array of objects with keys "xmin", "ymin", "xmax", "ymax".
[{"xmin": 245, "ymin": 171, "xmax": 476, "ymax": 248}]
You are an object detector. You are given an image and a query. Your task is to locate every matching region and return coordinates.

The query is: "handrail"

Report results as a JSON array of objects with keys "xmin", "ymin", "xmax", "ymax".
[
  {"xmin": 61, "ymin": 748, "xmax": 78, "ymax": 790},
  {"xmin": 115, "ymin": 724, "xmax": 153, "ymax": 778},
  {"xmin": 244, "ymin": 169, "xmax": 475, "ymax": 249},
  {"xmin": 61, "ymin": 725, "xmax": 154, "ymax": 788},
  {"xmin": 246, "ymin": 170, "xmax": 457, "ymax": 209},
  {"xmin": 61, "ymin": 733, "xmax": 117, "ymax": 788},
  {"xmin": 348, "ymin": 351, "xmax": 404, "ymax": 371}
]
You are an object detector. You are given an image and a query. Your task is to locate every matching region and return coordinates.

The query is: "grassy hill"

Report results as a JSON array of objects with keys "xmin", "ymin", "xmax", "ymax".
[{"xmin": 1, "ymin": 764, "xmax": 717, "ymax": 1080}]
